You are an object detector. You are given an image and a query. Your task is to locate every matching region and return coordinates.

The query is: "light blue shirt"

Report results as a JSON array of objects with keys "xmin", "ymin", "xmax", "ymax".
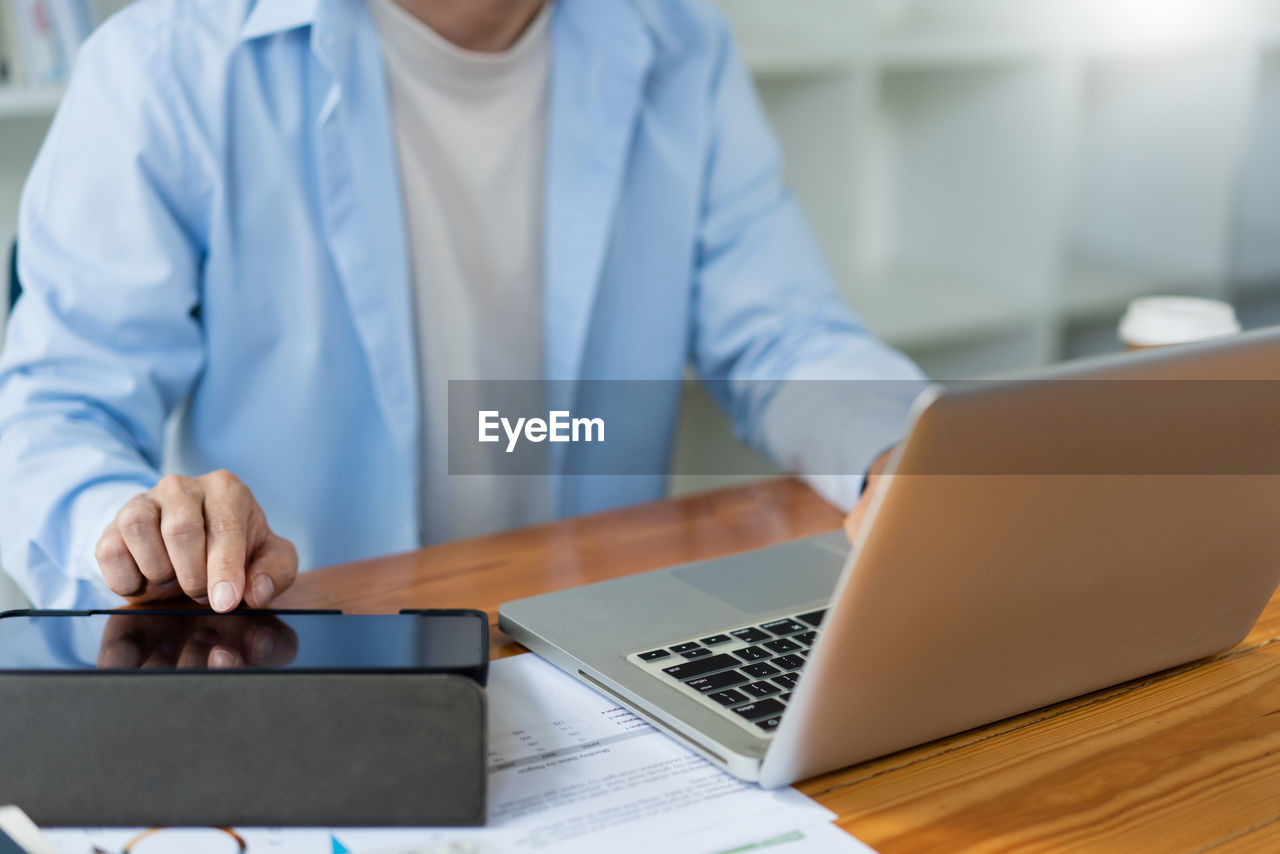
[{"xmin": 0, "ymin": 0, "xmax": 923, "ymax": 609}]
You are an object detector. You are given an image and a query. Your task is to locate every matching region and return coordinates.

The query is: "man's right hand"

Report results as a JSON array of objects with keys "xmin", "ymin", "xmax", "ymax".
[{"xmin": 94, "ymin": 471, "xmax": 298, "ymax": 612}]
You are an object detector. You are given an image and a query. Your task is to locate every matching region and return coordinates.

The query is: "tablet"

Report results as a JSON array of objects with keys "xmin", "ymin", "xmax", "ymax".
[{"xmin": 0, "ymin": 609, "xmax": 488, "ymax": 683}]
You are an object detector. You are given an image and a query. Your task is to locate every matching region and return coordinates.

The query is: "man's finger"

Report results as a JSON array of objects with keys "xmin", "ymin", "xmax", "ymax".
[
  {"xmin": 244, "ymin": 621, "xmax": 300, "ymax": 668},
  {"xmin": 244, "ymin": 534, "xmax": 298, "ymax": 608},
  {"xmin": 122, "ymin": 578, "xmax": 184, "ymax": 605},
  {"xmin": 154, "ymin": 476, "xmax": 209, "ymax": 598},
  {"xmin": 844, "ymin": 475, "xmax": 885, "ymax": 545},
  {"xmin": 96, "ymin": 618, "xmax": 148, "ymax": 669},
  {"xmin": 203, "ymin": 471, "xmax": 251, "ymax": 613},
  {"xmin": 176, "ymin": 628, "xmax": 218, "ymax": 670},
  {"xmin": 843, "ymin": 503, "xmax": 869, "ymax": 544},
  {"xmin": 208, "ymin": 645, "xmax": 244, "ymax": 670},
  {"xmin": 95, "ymin": 522, "xmax": 146, "ymax": 597},
  {"xmin": 139, "ymin": 641, "xmax": 180, "ymax": 671},
  {"xmin": 115, "ymin": 495, "xmax": 175, "ymax": 585}
]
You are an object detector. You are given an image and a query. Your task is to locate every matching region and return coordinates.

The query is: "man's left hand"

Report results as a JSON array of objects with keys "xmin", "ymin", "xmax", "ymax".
[{"xmin": 843, "ymin": 447, "xmax": 894, "ymax": 544}]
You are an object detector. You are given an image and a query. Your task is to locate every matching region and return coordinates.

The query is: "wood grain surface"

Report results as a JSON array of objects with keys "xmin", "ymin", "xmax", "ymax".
[{"xmin": 277, "ymin": 477, "xmax": 1280, "ymax": 853}]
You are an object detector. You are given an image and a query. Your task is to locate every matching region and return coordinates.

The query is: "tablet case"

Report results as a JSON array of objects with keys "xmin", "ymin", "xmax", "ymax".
[{"xmin": 0, "ymin": 670, "xmax": 486, "ymax": 826}]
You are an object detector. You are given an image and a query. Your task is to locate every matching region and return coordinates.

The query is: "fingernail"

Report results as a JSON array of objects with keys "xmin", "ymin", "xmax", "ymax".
[
  {"xmin": 210, "ymin": 581, "xmax": 236, "ymax": 612},
  {"xmin": 248, "ymin": 626, "xmax": 275, "ymax": 662},
  {"xmin": 209, "ymin": 648, "xmax": 236, "ymax": 669},
  {"xmin": 250, "ymin": 575, "xmax": 274, "ymax": 608}
]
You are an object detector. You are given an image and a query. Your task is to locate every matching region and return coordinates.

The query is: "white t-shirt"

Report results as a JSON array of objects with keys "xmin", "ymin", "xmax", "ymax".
[{"xmin": 369, "ymin": 0, "xmax": 552, "ymax": 544}]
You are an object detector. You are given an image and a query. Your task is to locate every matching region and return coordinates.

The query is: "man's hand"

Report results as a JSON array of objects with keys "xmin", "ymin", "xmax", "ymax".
[
  {"xmin": 94, "ymin": 471, "xmax": 297, "ymax": 612},
  {"xmin": 843, "ymin": 447, "xmax": 894, "ymax": 545}
]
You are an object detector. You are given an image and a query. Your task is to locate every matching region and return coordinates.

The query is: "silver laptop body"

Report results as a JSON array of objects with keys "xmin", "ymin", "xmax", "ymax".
[{"xmin": 499, "ymin": 328, "xmax": 1280, "ymax": 787}]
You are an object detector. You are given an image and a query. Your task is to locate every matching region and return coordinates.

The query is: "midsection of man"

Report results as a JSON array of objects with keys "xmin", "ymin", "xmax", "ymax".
[{"xmin": 0, "ymin": 0, "xmax": 922, "ymax": 614}]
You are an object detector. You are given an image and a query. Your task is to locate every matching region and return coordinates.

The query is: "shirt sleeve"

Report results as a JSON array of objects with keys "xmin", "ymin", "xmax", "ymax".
[
  {"xmin": 0, "ymin": 19, "xmax": 207, "ymax": 608},
  {"xmin": 688, "ymin": 12, "xmax": 927, "ymax": 511}
]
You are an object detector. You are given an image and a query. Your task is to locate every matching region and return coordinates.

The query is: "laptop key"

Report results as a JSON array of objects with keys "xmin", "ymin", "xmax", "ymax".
[
  {"xmin": 708, "ymin": 689, "xmax": 748, "ymax": 706},
  {"xmin": 775, "ymin": 654, "xmax": 806, "ymax": 671},
  {"xmin": 638, "ymin": 649, "xmax": 670, "ymax": 661},
  {"xmin": 731, "ymin": 627, "xmax": 771, "ymax": 644},
  {"xmin": 741, "ymin": 680, "xmax": 781, "ymax": 698},
  {"xmin": 700, "ymin": 634, "xmax": 732, "ymax": 646},
  {"xmin": 733, "ymin": 646, "xmax": 771, "ymax": 662},
  {"xmin": 763, "ymin": 638, "xmax": 800, "ymax": 654},
  {"xmin": 670, "ymin": 642, "xmax": 701, "ymax": 653},
  {"xmin": 771, "ymin": 673, "xmax": 799, "ymax": 689},
  {"xmin": 741, "ymin": 662, "xmax": 780, "ymax": 678},
  {"xmin": 796, "ymin": 609, "xmax": 826, "ymax": 627},
  {"xmin": 662, "ymin": 654, "xmax": 740, "ymax": 681},
  {"xmin": 781, "ymin": 692, "xmax": 793, "ymax": 702},
  {"xmin": 761, "ymin": 619, "xmax": 807, "ymax": 636},
  {"xmin": 794, "ymin": 631, "xmax": 817, "ymax": 646},
  {"xmin": 755, "ymin": 716, "xmax": 783, "ymax": 732},
  {"xmin": 732, "ymin": 698, "xmax": 786, "ymax": 721},
  {"xmin": 680, "ymin": 647, "xmax": 712, "ymax": 660},
  {"xmin": 684, "ymin": 670, "xmax": 749, "ymax": 693}
]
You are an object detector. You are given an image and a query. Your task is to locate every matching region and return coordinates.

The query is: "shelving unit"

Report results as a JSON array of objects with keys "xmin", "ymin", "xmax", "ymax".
[
  {"xmin": 0, "ymin": 92, "xmax": 56, "ymax": 350},
  {"xmin": 0, "ymin": 84, "xmax": 65, "ymax": 118},
  {"xmin": 715, "ymin": 0, "xmax": 1280, "ymax": 375},
  {"xmin": 1233, "ymin": 48, "xmax": 1280, "ymax": 294}
]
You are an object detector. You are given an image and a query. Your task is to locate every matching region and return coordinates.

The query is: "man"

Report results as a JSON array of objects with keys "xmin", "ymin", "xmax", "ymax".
[{"xmin": 0, "ymin": 0, "xmax": 922, "ymax": 612}]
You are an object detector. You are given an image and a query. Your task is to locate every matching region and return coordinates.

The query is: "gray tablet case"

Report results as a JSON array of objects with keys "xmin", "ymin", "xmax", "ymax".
[{"xmin": 0, "ymin": 672, "xmax": 486, "ymax": 826}]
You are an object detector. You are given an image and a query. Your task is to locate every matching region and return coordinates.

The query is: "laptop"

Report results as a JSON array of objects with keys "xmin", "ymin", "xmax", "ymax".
[{"xmin": 498, "ymin": 327, "xmax": 1280, "ymax": 787}]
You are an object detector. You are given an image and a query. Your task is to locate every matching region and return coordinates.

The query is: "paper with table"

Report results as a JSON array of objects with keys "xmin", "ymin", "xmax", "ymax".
[{"xmin": 45, "ymin": 654, "xmax": 874, "ymax": 853}]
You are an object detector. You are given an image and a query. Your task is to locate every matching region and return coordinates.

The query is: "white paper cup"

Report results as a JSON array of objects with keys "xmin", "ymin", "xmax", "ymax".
[{"xmin": 1119, "ymin": 296, "xmax": 1241, "ymax": 351}]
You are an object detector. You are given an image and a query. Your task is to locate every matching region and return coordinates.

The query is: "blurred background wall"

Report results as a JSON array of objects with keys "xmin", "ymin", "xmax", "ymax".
[
  {"xmin": 690, "ymin": 0, "xmax": 1280, "ymax": 489},
  {"xmin": 712, "ymin": 0, "xmax": 1280, "ymax": 374},
  {"xmin": 2, "ymin": 0, "xmax": 1280, "ymax": 501}
]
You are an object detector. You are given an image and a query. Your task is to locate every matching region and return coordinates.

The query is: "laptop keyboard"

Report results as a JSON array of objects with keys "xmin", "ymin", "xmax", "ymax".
[{"xmin": 627, "ymin": 608, "xmax": 826, "ymax": 737}]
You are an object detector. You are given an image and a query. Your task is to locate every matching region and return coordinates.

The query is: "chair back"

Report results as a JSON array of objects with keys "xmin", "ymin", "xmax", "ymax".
[{"xmin": 7, "ymin": 240, "xmax": 18, "ymax": 311}]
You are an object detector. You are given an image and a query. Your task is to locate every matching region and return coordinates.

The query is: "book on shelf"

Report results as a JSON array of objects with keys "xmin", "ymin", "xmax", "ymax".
[
  {"xmin": 0, "ymin": 0, "xmax": 129, "ymax": 89},
  {"xmin": 0, "ymin": 0, "xmax": 28, "ymax": 86},
  {"xmin": 11, "ymin": 0, "xmax": 68, "ymax": 86},
  {"xmin": 0, "ymin": 2, "xmax": 9, "ymax": 84},
  {"xmin": 47, "ymin": 0, "xmax": 94, "ymax": 72}
]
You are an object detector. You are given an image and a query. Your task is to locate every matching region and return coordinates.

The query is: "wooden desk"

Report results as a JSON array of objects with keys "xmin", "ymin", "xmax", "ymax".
[{"xmin": 276, "ymin": 478, "xmax": 1280, "ymax": 853}]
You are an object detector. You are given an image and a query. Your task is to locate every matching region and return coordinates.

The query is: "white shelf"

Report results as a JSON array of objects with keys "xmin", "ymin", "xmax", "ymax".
[
  {"xmin": 734, "ymin": 3, "xmax": 1258, "ymax": 76},
  {"xmin": 742, "ymin": 41, "xmax": 1052, "ymax": 78},
  {"xmin": 1060, "ymin": 265, "xmax": 1221, "ymax": 321},
  {"xmin": 872, "ymin": 33, "xmax": 1059, "ymax": 68},
  {"xmin": 743, "ymin": 37, "xmax": 1255, "ymax": 78},
  {"xmin": 0, "ymin": 85, "xmax": 65, "ymax": 119},
  {"xmin": 743, "ymin": 47, "xmax": 854, "ymax": 77},
  {"xmin": 852, "ymin": 270, "xmax": 1039, "ymax": 348}
]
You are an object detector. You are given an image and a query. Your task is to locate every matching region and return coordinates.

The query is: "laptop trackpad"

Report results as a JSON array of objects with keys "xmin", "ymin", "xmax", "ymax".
[{"xmin": 671, "ymin": 541, "xmax": 844, "ymax": 616}]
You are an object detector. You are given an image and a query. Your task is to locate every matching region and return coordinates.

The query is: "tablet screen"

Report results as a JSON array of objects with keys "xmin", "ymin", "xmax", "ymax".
[{"xmin": 0, "ymin": 612, "xmax": 484, "ymax": 673}]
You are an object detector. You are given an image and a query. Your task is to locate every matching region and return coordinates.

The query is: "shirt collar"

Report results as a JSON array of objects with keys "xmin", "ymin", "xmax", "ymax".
[{"xmin": 240, "ymin": 0, "xmax": 324, "ymax": 40}]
